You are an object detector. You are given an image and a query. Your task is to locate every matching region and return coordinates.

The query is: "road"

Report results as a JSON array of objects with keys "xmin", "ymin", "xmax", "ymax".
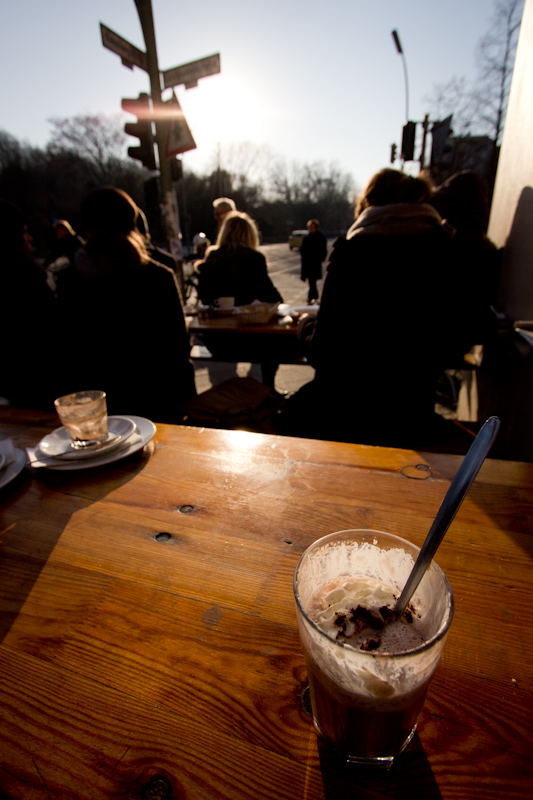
[{"xmin": 259, "ymin": 240, "xmax": 335, "ymax": 306}]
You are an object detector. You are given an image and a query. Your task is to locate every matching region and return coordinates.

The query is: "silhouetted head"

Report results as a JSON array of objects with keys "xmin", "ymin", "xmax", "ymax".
[
  {"xmin": 306, "ymin": 219, "xmax": 320, "ymax": 233},
  {"xmin": 216, "ymin": 211, "xmax": 259, "ymax": 250},
  {"xmin": 431, "ymin": 171, "xmax": 490, "ymax": 233},
  {"xmin": 355, "ymin": 169, "xmax": 432, "ymax": 218},
  {"xmin": 213, "ymin": 197, "xmax": 236, "ymax": 226},
  {"xmin": 81, "ymin": 187, "xmax": 138, "ymax": 236},
  {"xmin": 53, "ymin": 219, "xmax": 76, "ymax": 239},
  {"xmin": 80, "ymin": 187, "xmax": 148, "ymax": 264}
]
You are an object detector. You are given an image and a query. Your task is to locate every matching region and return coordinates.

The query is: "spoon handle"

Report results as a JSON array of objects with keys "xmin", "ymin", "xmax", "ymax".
[{"xmin": 395, "ymin": 416, "xmax": 500, "ymax": 618}]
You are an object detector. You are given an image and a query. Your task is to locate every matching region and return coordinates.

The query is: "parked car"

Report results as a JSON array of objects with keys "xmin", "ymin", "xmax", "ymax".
[{"xmin": 288, "ymin": 229, "xmax": 308, "ymax": 250}]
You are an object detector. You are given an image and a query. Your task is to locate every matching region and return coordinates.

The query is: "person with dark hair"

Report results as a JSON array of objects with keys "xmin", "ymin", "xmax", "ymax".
[
  {"xmin": 300, "ymin": 219, "xmax": 328, "ymax": 304},
  {"xmin": 430, "ymin": 170, "xmax": 501, "ymax": 350},
  {"xmin": 45, "ymin": 219, "xmax": 85, "ymax": 291},
  {"xmin": 56, "ymin": 187, "xmax": 195, "ymax": 421},
  {"xmin": 280, "ymin": 168, "xmax": 466, "ymax": 448},
  {"xmin": 0, "ymin": 199, "xmax": 64, "ymax": 408}
]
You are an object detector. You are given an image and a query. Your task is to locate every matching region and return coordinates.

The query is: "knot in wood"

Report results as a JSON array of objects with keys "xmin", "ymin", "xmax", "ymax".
[{"xmin": 141, "ymin": 775, "xmax": 173, "ymax": 799}]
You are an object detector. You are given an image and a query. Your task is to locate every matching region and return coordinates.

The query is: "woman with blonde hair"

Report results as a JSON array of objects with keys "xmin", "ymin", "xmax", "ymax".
[
  {"xmin": 198, "ymin": 211, "xmax": 282, "ymax": 307},
  {"xmin": 196, "ymin": 210, "xmax": 283, "ymax": 387}
]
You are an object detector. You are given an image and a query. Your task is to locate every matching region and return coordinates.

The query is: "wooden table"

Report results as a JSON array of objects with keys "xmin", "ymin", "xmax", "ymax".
[
  {"xmin": 1, "ymin": 407, "xmax": 532, "ymax": 799},
  {"xmin": 187, "ymin": 312, "xmax": 305, "ymax": 365}
]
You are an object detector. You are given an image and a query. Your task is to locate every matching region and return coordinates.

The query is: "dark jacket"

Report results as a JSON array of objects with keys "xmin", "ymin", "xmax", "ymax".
[
  {"xmin": 300, "ymin": 229, "xmax": 328, "ymax": 281},
  {"xmin": 56, "ymin": 237, "xmax": 195, "ymax": 422},
  {"xmin": 1, "ymin": 248, "xmax": 66, "ymax": 409},
  {"xmin": 282, "ymin": 203, "xmax": 468, "ymax": 446},
  {"xmin": 197, "ymin": 244, "xmax": 283, "ymax": 306}
]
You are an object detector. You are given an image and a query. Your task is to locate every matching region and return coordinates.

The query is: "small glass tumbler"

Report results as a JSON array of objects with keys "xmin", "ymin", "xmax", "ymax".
[
  {"xmin": 293, "ymin": 529, "xmax": 454, "ymax": 768},
  {"xmin": 54, "ymin": 390, "xmax": 108, "ymax": 448}
]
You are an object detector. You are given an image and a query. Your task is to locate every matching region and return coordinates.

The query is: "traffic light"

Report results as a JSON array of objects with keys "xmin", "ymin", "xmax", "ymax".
[
  {"xmin": 401, "ymin": 121, "xmax": 416, "ymax": 162},
  {"xmin": 390, "ymin": 143, "xmax": 397, "ymax": 164},
  {"xmin": 121, "ymin": 92, "xmax": 156, "ymax": 170}
]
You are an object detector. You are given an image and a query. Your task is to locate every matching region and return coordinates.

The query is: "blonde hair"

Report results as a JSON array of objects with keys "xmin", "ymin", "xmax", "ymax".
[{"xmin": 215, "ymin": 211, "xmax": 259, "ymax": 250}]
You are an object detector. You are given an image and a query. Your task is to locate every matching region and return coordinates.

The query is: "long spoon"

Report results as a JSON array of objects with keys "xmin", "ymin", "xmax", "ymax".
[{"xmin": 395, "ymin": 416, "xmax": 500, "ymax": 618}]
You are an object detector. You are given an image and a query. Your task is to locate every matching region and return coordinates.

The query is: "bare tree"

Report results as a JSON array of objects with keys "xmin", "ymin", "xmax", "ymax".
[
  {"xmin": 425, "ymin": 0, "xmax": 524, "ymax": 182},
  {"xmin": 207, "ymin": 140, "xmax": 274, "ymax": 208},
  {"xmin": 47, "ymin": 114, "xmax": 132, "ymax": 184},
  {"xmin": 472, "ymin": 0, "xmax": 524, "ymax": 146},
  {"xmin": 424, "ymin": 76, "xmax": 471, "ymax": 136},
  {"xmin": 268, "ymin": 158, "xmax": 356, "ymax": 231}
]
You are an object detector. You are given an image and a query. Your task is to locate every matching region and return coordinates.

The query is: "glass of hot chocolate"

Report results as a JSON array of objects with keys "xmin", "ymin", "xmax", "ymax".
[{"xmin": 294, "ymin": 529, "xmax": 453, "ymax": 768}]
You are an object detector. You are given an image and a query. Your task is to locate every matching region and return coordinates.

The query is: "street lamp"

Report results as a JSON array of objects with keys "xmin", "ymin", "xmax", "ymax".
[{"xmin": 391, "ymin": 29, "xmax": 409, "ymax": 123}]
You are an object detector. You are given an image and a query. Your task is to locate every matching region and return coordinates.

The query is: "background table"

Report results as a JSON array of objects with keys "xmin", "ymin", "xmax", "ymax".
[{"xmin": 1, "ymin": 407, "xmax": 532, "ymax": 799}]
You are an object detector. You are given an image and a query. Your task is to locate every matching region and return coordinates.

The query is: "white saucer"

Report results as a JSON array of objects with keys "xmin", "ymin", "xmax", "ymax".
[
  {"xmin": 37, "ymin": 416, "xmax": 156, "ymax": 471},
  {"xmin": 0, "ymin": 448, "xmax": 26, "ymax": 489},
  {"xmin": 38, "ymin": 416, "xmax": 136, "ymax": 460}
]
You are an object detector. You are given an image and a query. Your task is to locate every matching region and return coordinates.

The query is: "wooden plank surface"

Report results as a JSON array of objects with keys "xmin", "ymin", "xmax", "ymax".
[{"xmin": 1, "ymin": 408, "xmax": 532, "ymax": 799}]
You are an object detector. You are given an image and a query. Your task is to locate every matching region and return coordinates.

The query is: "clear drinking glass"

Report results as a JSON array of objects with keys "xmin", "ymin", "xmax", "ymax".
[
  {"xmin": 54, "ymin": 390, "xmax": 108, "ymax": 448},
  {"xmin": 294, "ymin": 529, "xmax": 453, "ymax": 768}
]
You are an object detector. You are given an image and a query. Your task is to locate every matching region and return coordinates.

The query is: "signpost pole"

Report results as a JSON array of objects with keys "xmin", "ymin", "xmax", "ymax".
[{"xmin": 134, "ymin": 0, "xmax": 184, "ymax": 293}]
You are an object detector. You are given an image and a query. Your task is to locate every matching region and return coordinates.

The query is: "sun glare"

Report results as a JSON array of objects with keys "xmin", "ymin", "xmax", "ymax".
[{"xmin": 177, "ymin": 74, "xmax": 274, "ymax": 149}]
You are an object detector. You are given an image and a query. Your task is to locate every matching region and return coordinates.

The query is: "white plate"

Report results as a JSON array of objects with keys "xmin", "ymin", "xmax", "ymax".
[
  {"xmin": 38, "ymin": 416, "xmax": 136, "ymax": 459},
  {"xmin": 277, "ymin": 304, "xmax": 319, "ymax": 317},
  {"xmin": 0, "ymin": 448, "xmax": 26, "ymax": 489},
  {"xmin": 38, "ymin": 416, "xmax": 156, "ymax": 471}
]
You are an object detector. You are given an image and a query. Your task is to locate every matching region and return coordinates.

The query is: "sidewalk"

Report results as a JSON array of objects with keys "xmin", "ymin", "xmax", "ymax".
[{"xmin": 192, "ymin": 254, "xmax": 322, "ymax": 395}]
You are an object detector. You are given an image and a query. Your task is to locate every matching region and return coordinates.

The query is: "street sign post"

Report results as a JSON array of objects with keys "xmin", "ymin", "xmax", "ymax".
[
  {"xmin": 162, "ymin": 53, "xmax": 220, "ymax": 90},
  {"xmin": 100, "ymin": 23, "xmax": 147, "ymax": 72},
  {"xmin": 101, "ymin": 1, "xmax": 221, "ymax": 297}
]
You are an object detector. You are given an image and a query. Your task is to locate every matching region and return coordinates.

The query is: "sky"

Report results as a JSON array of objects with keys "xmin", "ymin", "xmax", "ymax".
[{"xmin": 0, "ymin": 0, "xmax": 505, "ymax": 193}]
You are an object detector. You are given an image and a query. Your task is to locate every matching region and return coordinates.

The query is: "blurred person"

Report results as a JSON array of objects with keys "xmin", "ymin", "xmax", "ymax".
[
  {"xmin": 430, "ymin": 170, "xmax": 501, "ymax": 350},
  {"xmin": 212, "ymin": 196, "xmax": 236, "ymax": 236},
  {"xmin": 197, "ymin": 211, "xmax": 282, "ymax": 307},
  {"xmin": 192, "ymin": 232, "xmax": 211, "ymax": 260},
  {"xmin": 280, "ymin": 168, "xmax": 468, "ymax": 447},
  {"xmin": 196, "ymin": 211, "xmax": 283, "ymax": 387},
  {"xmin": 55, "ymin": 187, "xmax": 195, "ymax": 421},
  {"xmin": 47, "ymin": 219, "xmax": 84, "ymax": 264},
  {"xmin": 135, "ymin": 206, "xmax": 178, "ymax": 274},
  {"xmin": 45, "ymin": 219, "xmax": 85, "ymax": 292},
  {"xmin": 300, "ymin": 219, "xmax": 328, "ymax": 304},
  {"xmin": 0, "ymin": 199, "xmax": 64, "ymax": 408}
]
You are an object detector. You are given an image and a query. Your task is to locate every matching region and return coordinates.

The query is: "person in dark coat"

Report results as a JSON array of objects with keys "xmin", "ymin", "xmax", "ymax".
[
  {"xmin": 430, "ymin": 170, "xmax": 501, "ymax": 351},
  {"xmin": 0, "ymin": 200, "xmax": 66, "ymax": 408},
  {"xmin": 55, "ymin": 187, "xmax": 196, "ymax": 422},
  {"xmin": 280, "ymin": 169, "xmax": 469, "ymax": 448},
  {"xmin": 197, "ymin": 211, "xmax": 282, "ymax": 307},
  {"xmin": 300, "ymin": 218, "xmax": 328, "ymax": 303},
  {"xmin": 196, "ymin": 211, "xmax": 283, "ymax": 387}
]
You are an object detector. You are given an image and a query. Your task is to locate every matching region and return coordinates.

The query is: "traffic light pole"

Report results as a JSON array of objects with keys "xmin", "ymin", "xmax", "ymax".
[{"xmin": 134, "ymin": 0, "xmax": 184, "ymax": 294}]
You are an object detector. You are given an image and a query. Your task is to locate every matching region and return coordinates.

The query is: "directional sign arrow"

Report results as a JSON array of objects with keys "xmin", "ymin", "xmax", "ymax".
[
  {"xmin": 162, "ymin": 53, "xmax": 220, "ymax": 90},
  {"xmin": 100, "ymin": 22, "xmax": 148, "ymax": 72}
]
